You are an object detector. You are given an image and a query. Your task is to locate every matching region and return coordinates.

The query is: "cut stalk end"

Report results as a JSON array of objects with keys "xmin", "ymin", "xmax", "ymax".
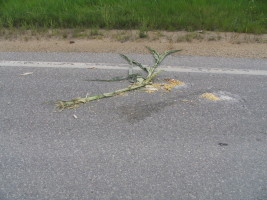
[{"xmin": 55, "ymin": 97, "xmax": 88, "ymax": 110}]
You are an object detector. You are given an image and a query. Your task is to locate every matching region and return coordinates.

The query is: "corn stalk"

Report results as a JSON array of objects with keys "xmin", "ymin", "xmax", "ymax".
[{"xmin": 55, "ymin": 47, "xmax": 181, "ymax": 110}]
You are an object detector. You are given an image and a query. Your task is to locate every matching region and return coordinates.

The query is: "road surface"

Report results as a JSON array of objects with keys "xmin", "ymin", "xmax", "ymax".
[{"xmin": 0, "ymin": 52, "xmax": 267, "ymax": 200}]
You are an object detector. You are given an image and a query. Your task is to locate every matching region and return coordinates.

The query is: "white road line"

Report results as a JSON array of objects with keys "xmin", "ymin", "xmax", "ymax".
[{"xmin": 1, "ymin": 60, "xmax": 267, "ymax": 76}]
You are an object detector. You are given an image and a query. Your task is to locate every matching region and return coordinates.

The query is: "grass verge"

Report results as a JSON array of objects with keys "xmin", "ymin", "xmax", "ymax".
[{"xmin": 0, "ymin": 0, "xmax": 266, "ymax": 33}]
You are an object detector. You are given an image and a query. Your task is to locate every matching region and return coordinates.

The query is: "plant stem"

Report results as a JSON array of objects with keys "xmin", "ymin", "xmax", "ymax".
[{"xmin": 55, "ymin": 73, "xmax": 158, "ymax": 110}]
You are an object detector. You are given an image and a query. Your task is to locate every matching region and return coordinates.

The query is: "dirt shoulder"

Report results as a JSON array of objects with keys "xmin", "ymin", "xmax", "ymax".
[{"xmin": 0, "ymin": 29, "xmax": 266, "ymax": 58}]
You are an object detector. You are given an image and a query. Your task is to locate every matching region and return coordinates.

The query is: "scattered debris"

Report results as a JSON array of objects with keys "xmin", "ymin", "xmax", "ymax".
[
  {"xmin": 20, "ymin": 72, "xmax": 33, "ymax": 76},
  {"xmin": 144, "ymin": 85, "xmax": 159, "ymax": 93},
  {"xmin": 73, "ymin": 114, "xmax": 78, "ymax": 119},
  {"xmin": 181, "ymin": 99, "xmax": 189, "ymax": 102},
  {"xmin": 144, "ymin": 79, "xmax": 185, "ymax": 93},
  {"xmin": 218, "ymin": 143, "xmax": 228, "ymax": 146},
  {"xmin": 163, "ymin": 79, "xmax": 185, "ymax": 90}
]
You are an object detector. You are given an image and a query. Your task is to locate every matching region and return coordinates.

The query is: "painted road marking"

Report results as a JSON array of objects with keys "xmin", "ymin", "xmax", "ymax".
[{"xmin": 1, "ymin": 60, "xmax": 267, "ymax": 76}]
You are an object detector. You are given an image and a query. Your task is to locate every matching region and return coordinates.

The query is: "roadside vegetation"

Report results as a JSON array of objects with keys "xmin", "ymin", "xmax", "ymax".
[{"xmin": 0, "ymin": 0, "xmax": 266, "ymax": 33}]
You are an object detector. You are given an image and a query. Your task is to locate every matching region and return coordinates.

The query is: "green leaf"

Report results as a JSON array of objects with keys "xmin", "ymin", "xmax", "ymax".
[
  {"xmin": 145, "ymin": 46, "xmax": 160, "ymax": 63},
  {"xmin": 162, "ymin": 49, "xmax": 182, "ymax": 57},
  {"xmin": 146, "ymin": 46, "xmax": 181, "ymax": 66},
  {"xmin": 120, "ymin": 54, "xmax": 148, "ymax": 72},
  {"xmin": 158, "ymin": 49, "xmax": 182, "ymax": 65}
]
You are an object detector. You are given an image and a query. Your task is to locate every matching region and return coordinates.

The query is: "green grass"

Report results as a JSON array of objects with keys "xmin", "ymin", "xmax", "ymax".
[{"xmin": 0, "ymin": 0, "xmax": 266, "ymax": 33}]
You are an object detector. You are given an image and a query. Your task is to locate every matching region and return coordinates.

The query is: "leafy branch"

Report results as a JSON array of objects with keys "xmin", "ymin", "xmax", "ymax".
[{"xmin": 55, "ymin": 47, "xmax": 181, "ymax": 110}]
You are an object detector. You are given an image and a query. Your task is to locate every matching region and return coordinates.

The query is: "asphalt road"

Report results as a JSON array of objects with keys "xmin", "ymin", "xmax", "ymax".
[{"xmin": 0, "ymin": 52, "xmax": 267, "ymax": 200}]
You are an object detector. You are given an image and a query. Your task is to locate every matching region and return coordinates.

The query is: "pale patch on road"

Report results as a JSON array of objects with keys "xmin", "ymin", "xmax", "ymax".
[{"xmin": 200, "ymin": 91, "xmax": 241, "ymax": 102}]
